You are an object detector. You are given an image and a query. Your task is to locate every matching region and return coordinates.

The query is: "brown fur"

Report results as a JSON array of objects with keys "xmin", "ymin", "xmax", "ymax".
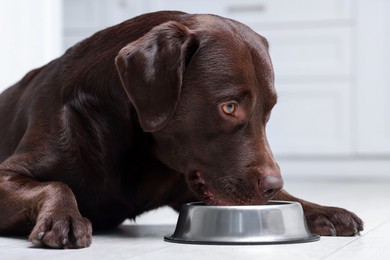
[{"xmin": 0, "ymin": 11, "xmax": 363, "ymax": 248}]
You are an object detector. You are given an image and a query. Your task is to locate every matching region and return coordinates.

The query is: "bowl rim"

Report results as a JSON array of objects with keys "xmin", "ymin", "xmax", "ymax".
[
  {"xmin": 164, "ymin": 234, "xmax": 320, "ymax": 245},
  {"xmin": 182, "ymin": 200, "xmax": 301, "ymax": 210}
]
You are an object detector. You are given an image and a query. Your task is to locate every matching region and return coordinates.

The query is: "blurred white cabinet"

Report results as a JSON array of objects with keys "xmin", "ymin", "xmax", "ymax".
[
  {"xmin": 258, "ymin": 25, "xmax": 354, "ymax": 156},
  {"xmin": 62, "ymin": 0, "xmax": 390, "ymax": 161},
  {"xmin": 0, "ymin": 0, "xmax": 62, "ymax": 91},
  {"xmin": 260, "ymin": 27, "xmax": 352, "ymax": 78},
  {"xmin": 146, "ymin": 0, "xmax": 352, "ymax": 23},
  {"xmin": 268, "ymin": 82, "xmax": 353, "ymax": 156},
  {"xmin": 63, "ymin": 0, "xmax": 146, "ymax": 49},
  {"xmin": 356, "ymin": 0, "xmax": 390, "ymax": 155}
]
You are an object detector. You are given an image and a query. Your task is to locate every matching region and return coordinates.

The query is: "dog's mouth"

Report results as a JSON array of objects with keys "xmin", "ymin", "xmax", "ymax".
[{"xmin": 186, "ymin": 171, "xmax": 268, "ymax": 206}]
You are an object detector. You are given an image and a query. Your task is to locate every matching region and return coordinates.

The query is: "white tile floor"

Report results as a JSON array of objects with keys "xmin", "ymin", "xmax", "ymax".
[{"xmin": 1, "ymin": 180, "xmax": 390, "ymax": 260}]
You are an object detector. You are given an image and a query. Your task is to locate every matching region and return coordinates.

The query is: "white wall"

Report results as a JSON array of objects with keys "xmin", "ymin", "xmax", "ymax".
[{"xmin": 0, "ymin": 0, "xmax": 63, "ymax": 92}]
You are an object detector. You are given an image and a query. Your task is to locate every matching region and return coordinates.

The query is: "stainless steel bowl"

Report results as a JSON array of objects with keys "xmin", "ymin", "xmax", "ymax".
[{"xmin": 164, "ymin": 201, "xmax": 320, "ymax": 245}]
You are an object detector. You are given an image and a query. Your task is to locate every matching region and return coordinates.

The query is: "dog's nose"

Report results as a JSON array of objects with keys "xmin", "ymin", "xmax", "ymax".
[{"xmin": 259, "ymin": 175, "xmax": 283, "ymax": 200}]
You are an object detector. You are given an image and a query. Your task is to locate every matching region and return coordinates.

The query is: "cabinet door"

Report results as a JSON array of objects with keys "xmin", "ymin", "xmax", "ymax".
[
  {"xmin": 267, "ymin": 82, "xmax": 352, "ymax": 156},
  {"xmin": 356, "ymin": 0, "xmax": 390, "ymax": 154},
  {"xmin": 257, "ymin": 27, "xmax": 352, "ymax": 79}
]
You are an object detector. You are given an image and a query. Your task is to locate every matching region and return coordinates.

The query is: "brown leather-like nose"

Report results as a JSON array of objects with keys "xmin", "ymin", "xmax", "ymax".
[{"xmin": 259, "ymin": 175, "xmax": 284, "ymax": 200}]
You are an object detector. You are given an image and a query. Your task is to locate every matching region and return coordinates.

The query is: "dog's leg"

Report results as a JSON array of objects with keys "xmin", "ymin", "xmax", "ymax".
[
  {"xmin": 0, "ymin": 154, "xmax": 92, "ymax": 249},
  {"xmin": 274, "ymin": 189, "xmax": 363, "ymax": 236}
]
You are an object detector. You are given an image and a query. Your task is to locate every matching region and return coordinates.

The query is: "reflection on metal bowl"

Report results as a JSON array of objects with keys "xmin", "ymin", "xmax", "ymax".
[{"xmin": 164, "ymin": 201, "xmax": 320, "ymax": 245}]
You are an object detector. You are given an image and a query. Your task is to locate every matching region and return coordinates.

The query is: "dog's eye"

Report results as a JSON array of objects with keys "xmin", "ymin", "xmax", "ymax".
[{"xmin": 221, "ymin": 103, "xmax": 236, "ymax": 115}]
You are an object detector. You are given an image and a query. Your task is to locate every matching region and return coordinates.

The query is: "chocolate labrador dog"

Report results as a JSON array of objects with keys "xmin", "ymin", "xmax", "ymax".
[{"xmin": 0, "ymin": 11, "xmax": 363, "ymax": 248}]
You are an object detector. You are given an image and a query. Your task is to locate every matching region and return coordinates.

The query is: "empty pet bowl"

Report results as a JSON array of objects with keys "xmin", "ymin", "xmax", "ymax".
[{"xmin": 164, "ymin": 201, "xmax": 319, "ymax": 245}]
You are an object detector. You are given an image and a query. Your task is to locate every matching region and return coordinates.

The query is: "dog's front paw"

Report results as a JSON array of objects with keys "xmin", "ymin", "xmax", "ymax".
[
  {"xmin": 304, "ymin": 206, "xmax": 364, "ymax": 236},
  {"xmin": 29, "ymin": 213, "xmax": 92, "ymax": 249}
]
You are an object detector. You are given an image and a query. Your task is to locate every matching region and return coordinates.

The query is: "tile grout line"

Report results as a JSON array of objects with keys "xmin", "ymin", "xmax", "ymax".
[{"xmin": 320, "ymin": 218, "xmax": 390, "ymax": 260}]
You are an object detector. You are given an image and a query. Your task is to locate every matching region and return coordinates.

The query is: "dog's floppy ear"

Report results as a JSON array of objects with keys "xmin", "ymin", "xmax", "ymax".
[{"xmin": 115, "ymin": 21, "xmax": 198, "ymax": 132}]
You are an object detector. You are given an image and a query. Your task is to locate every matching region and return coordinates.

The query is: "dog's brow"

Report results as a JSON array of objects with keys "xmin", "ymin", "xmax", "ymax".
[
  {"xmin": 266, "ymin": 91, "xmax": 278, "ymax": 111},
  {"xmin": 214, "ymin": 89, "xmax": 250, "ymax": 102}
]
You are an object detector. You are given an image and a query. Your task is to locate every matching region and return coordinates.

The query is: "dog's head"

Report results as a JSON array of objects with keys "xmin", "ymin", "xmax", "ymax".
[{"xmin": 116, "ymin": 14, "xmax": 283, "ymax": 205}]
